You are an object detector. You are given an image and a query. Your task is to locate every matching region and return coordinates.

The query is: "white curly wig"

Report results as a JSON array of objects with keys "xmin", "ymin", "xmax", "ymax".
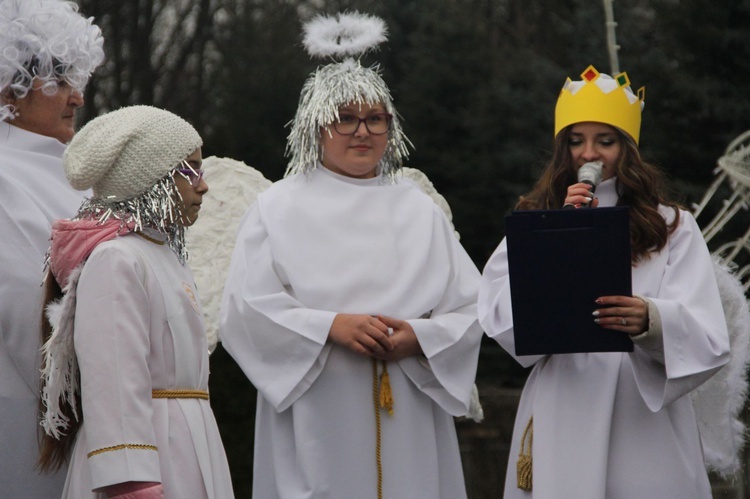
[{"xmin": 0, "ymin": 0, "xmax": 104, "ymax": 122}]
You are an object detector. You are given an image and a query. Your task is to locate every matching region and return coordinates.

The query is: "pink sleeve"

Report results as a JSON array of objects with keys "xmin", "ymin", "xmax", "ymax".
[{"xmin": 107, "ymin": 482, "xmax": 164, "ymax": 499}]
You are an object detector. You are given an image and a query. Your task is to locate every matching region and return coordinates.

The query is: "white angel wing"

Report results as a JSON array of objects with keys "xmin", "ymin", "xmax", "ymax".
[
  {"xmin": 400, "ymin": 167, "xmax": 460, "ymax": 240},
  {"xmin": 186, "ymin": 156, "xmax": 272, "ymax": 353},
  {"xmin": 691, "ymin": 259, "xmax": 750, "ymax": 477},
  {"xmin": 690, "ymin": 129, "xmax": 750, "ymax": 476}
]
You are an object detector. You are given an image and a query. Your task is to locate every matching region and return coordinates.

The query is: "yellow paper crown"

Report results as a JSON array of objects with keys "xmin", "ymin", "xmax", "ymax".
[{"xmin": 554, "ymin": 65, "xmax": 645, "ymax": 144}]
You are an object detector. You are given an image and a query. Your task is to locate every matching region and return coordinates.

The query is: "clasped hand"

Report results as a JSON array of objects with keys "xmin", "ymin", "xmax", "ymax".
[{"xmin": 328, "ymin": 313, "xmax": 423, "ymax": 361}]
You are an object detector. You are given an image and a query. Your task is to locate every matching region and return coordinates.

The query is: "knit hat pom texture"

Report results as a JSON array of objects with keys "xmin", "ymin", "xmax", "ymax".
[{"xmin": 64, "ymin": 105, "xmax": 202, "ymax": 200}]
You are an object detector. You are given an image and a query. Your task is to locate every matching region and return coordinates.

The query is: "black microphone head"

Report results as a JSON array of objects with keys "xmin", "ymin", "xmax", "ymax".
[{"xmin": 577, "ymin": 161, "xmax": 603, "ymax": 189}]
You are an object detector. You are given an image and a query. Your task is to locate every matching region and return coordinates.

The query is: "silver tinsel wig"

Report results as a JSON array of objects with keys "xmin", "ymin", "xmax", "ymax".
[
  {"xmin": 285, "ymin": 12, "xmax": 411, "ymax": 180},
  {"xmin": 0, "ymin": 0, "xmax": 104, "ymax": 122},
  {"xmin": 73, "ymin": 176, "xmax": 189, "ymax": 262}
]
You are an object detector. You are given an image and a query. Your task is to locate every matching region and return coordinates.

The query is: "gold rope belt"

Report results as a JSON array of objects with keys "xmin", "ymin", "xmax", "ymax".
[
  {"xmin": 86, "ymin": 389, "xmax": 209, "ymax": 459},
  {"xmin": 152, "ymin": 389, "xmax": 209, "ymax": 399}
]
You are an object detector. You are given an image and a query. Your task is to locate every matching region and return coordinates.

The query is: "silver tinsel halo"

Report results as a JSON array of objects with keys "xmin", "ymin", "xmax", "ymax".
[
  {"xmin": 284, "ymin": 59, "xmax": 411, "ymax": 180},
  {"xmin": 74, "ymin": 173, "xmax": 188, "ymax": 263},
  {"xmin": 0, "ymin": 0, "xmax": 104, "ymax": 122}
]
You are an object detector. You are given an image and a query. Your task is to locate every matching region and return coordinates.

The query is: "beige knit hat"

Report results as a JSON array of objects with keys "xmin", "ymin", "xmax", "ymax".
[{"xmin": 64, "ymin": 105, "xmax": 202, "ymax": 200}]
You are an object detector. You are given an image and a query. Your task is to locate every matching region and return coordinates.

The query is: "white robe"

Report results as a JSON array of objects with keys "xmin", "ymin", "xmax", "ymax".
[
  {"xmin": 0, "ymin": 122, "xmax": 83, "ymax": 496},
  {"xmin": 221, "ymin": 166, "xmax": 483, "ymax": 499},
  {"xmin": 478, "ymin": 178, "xmax": 730, "ymax": 499},
  {"xmin": 62, "ymin": 233, "xmax": 233, "ymax": 498}
]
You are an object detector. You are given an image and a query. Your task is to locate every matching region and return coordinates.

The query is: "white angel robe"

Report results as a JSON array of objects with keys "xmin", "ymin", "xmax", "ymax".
[
  {"xmin": 62, "ymin": 233, "xmax": 233, "ymax": 498},
  {"xmin": 221, "ymin": 166, "xmax": 483, "ymax": 499},
  {"xmin": 0, "ymin": 122, "xmax": 84, "ymax": 496},
  {"xmin": 478, "ymin": 177, "xmax": 730, "ymax": 499}
]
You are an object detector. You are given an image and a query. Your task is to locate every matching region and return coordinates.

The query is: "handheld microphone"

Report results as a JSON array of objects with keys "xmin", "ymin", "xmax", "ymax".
[
  {"xmin": 576, "ymin": 161, "xmax": 603, "ymax": 207},
  {"xmin": 578, "ymin": 161, "xmax": 603, "ymax": 191}
]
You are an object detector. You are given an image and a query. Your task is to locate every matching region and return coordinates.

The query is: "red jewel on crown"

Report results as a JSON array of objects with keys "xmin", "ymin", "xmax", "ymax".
[{"xmin": 583, "ymin": 68, "xmax": 598, "ymax": 81}]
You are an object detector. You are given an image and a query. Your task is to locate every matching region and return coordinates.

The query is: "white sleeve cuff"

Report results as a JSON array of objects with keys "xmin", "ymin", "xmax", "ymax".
[{"xmin": 630, "ymin": 296, "xmax": 665, "ymax": 364}]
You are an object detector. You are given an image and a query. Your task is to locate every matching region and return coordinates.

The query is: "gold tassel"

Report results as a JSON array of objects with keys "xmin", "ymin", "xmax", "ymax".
[
  {"xmin": 379, "ymin": 361, "xmax": 394, "ymax": 416},
  {"xmin": 516, "ymin": 416, "xmax": 533, "ymax": 491}
]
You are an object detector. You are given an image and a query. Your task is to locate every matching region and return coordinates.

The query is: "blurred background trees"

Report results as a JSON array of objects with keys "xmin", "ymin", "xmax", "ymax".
[
  {"xmin": 75, "ymin": 0, "xmax": 750, "ymax": 263},
  {"xmin": 72, "ymin": 0, "xmax": 750, "ymax": 495}
]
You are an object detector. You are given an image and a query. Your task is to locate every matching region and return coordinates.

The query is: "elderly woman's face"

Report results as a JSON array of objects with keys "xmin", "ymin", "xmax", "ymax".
[
  {"xmin": 8, "ymin": 79, "xmax": 83, "ymax": 144},
  {"xmin": 320, "ymin": 102, "xmax": 389, "ymax": 179}
]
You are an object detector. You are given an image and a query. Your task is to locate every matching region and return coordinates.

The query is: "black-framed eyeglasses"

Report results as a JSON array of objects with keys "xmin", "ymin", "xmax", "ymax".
[
  {"xmin": 332, "ymin": 113, "xmax": 392, "ymax": 136},
  {"xmin": 174, "ymin": 161, "xmax": 204, "ymax": 187}
]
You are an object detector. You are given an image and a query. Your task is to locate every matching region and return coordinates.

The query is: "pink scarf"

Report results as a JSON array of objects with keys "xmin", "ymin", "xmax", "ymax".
[{"xmin": 49, "ymin": 218, "xmax": 135, "ymax": 288}]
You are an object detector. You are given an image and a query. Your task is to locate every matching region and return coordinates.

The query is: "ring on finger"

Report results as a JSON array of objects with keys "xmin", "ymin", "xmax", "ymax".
[{"xmin": 621, "ymin": 317, "xmax": 627, "ymax": 326}]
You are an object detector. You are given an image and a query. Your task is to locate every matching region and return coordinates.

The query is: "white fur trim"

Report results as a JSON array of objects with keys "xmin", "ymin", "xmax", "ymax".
[{"xmin": 303, "ymin": 12, "xmax": 387, "ymax": 59}]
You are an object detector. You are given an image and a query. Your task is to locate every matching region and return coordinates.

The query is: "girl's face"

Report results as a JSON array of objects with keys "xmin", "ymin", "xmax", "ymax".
[
  {"xmin": 568, "ymin": 122, "xmax": 623, "ymax": 181},
  {"xmin": 320, "ymin": 102, "xmax": 389, "ymax": 179},
  {"xmin": 173, "ymin": 148, "xmax": 207, "ymax": 226}
]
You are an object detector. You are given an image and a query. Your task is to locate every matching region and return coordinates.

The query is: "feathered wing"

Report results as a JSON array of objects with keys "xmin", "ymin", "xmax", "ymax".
[
  {"xmin": 691, "ymin": 258, "xmax": 750, "ymax": 477},
  {"xmin": 690, "ymin": 128, "xmax": 750, "ymax": 476},
  {"xmin": 41, "ymin": 265, "xmax": 83, "ymax": 439},
  {"xmin": 400, "ymin": 167, "xmax": 457, "ymax": 238},
  {"xmin": 186, "ymin": 156, "xmax": 272, "ymax": 353}
]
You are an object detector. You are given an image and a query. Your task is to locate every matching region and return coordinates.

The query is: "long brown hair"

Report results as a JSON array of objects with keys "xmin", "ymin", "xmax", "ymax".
[
  {"xmin": 37, "ymin": 270, "xmax": 82, "ymax": 472},
  {"xmin": 516, "ymin": 125, "xmax": 681, "ymax": 262}
]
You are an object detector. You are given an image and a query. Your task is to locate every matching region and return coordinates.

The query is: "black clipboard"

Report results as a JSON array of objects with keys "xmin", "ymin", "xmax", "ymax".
[{"xmin": 505, "ymin": 206, "xmax": 634, "ymax": 355}]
